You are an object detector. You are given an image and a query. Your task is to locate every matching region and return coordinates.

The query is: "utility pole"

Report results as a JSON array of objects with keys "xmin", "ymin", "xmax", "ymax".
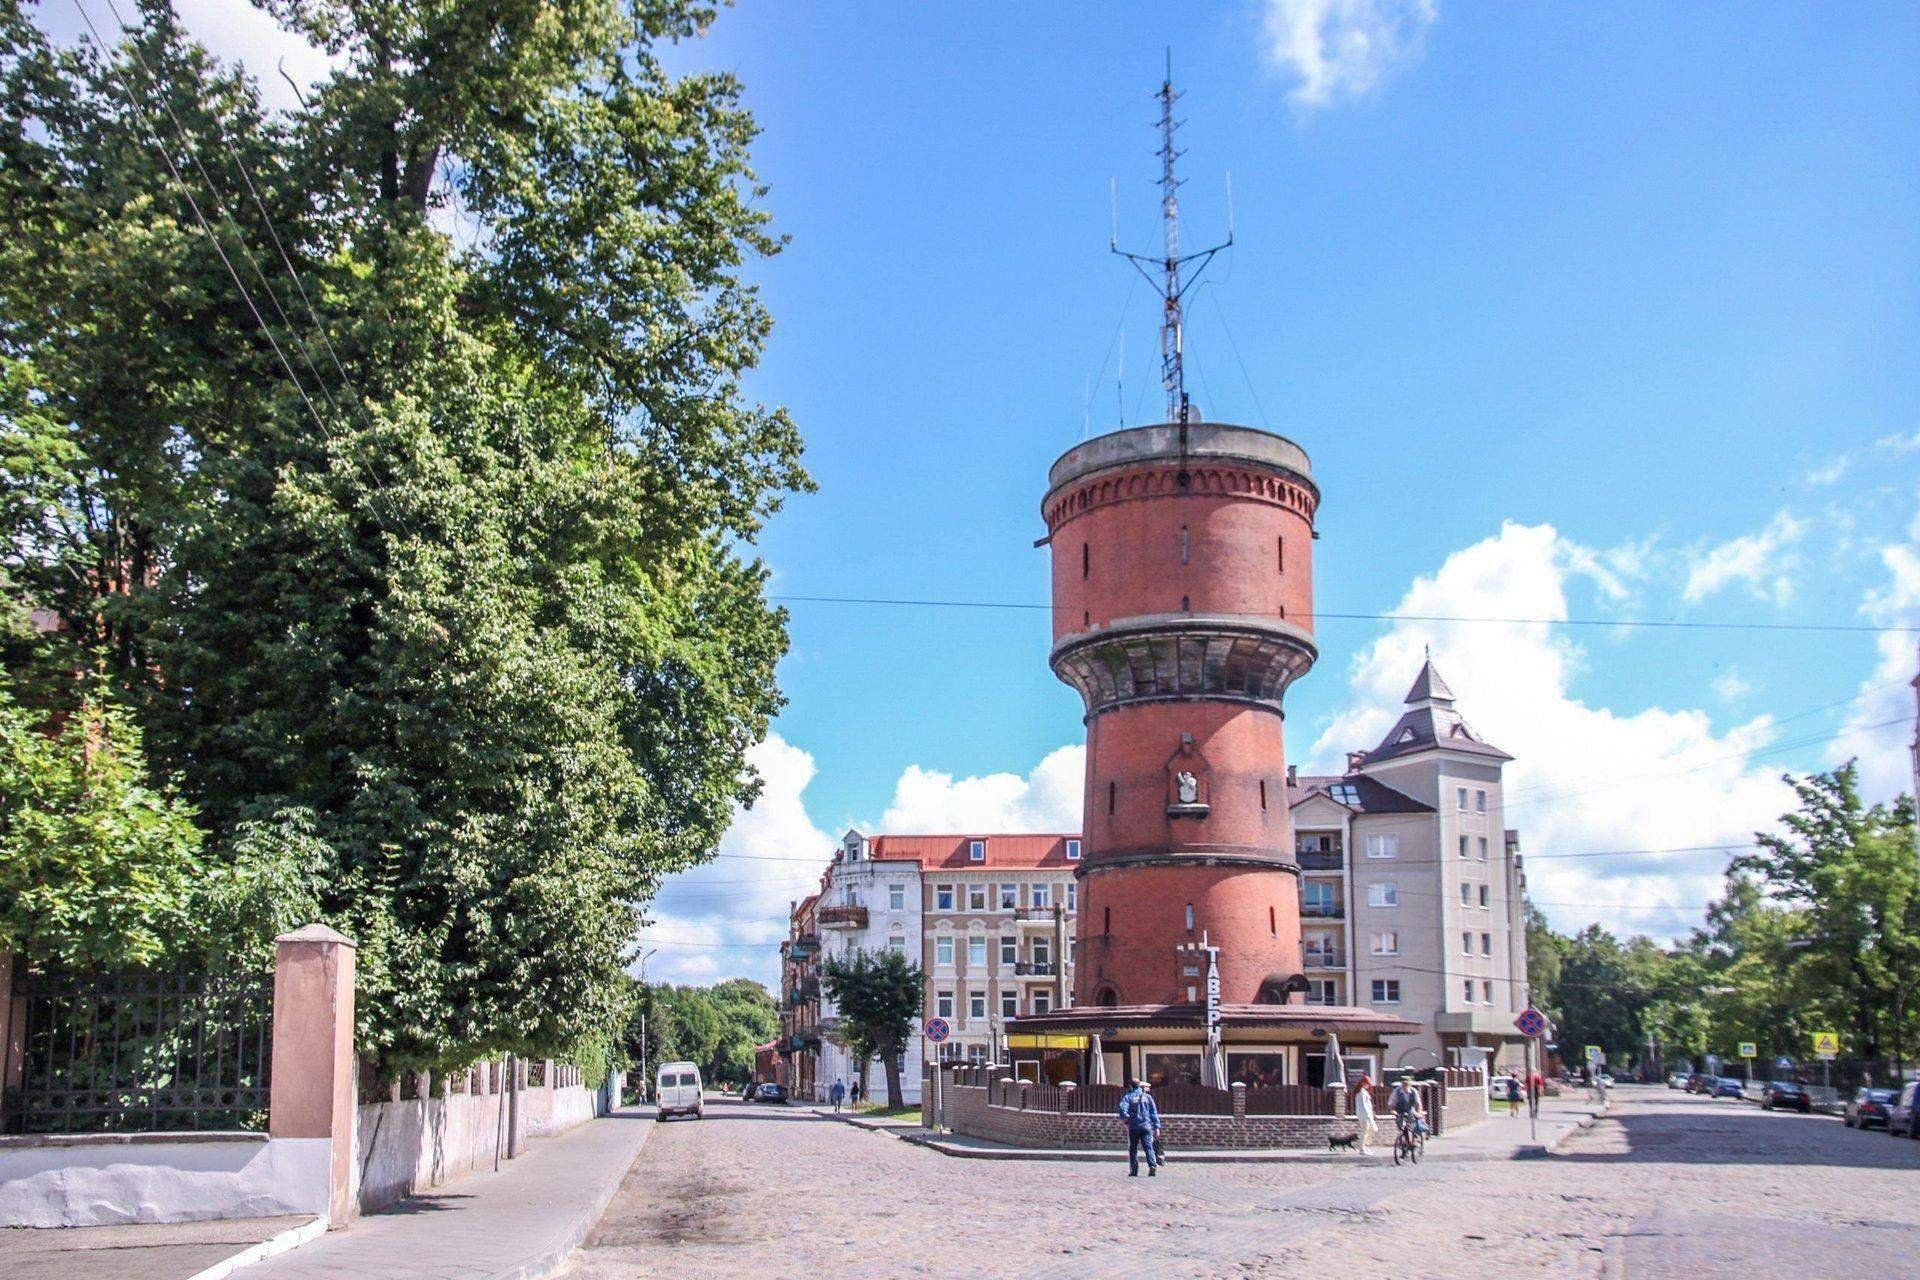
[
  {"xmin": 1112, "ymin": 49, "xmax": 1232, "ymax": 426},
  {"xmin": 638, "ymin": 947, "xmax": 657, "ymax": 1104}
]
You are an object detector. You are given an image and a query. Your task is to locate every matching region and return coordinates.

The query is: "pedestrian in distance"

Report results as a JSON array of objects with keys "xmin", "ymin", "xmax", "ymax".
[
  {"xmin": 1353, "ymin": 1075, "xmax": 1378, "ymax": 1154},
  {"xmin": 1117, "ymin": 1079, "xmax": 1161, "ymax": 1176},
  {"xmin": 850, "ymin": 1079, "xmax": 862, "ymax": 1109},
  {"xmin": 830, "ymin": 1078, "xmax": 846, "ymax": 1113}
]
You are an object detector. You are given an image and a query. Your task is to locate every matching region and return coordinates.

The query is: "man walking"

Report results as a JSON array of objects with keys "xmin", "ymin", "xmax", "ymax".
[
  {"xmin": 1117, "ymin": 1080, "xmax": 1161, "ymax": 1176},
  {"xmin": 830, "ymin": 1078, "xmax": 846, "ymax": 1113}
]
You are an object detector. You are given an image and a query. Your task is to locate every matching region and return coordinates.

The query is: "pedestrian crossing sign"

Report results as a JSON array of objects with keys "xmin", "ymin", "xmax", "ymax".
[
  {"xmin": 1811, "ymin": 1031, "xmax": 1839, "ymax": 1059},
  {"xmin": 1737, "ymin": 1041, "xmax": 1757, "ymax": 1059}
]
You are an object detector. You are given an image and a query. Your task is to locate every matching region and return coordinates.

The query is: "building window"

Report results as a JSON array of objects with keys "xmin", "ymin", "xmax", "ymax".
[
  {"xmin": 1477, "ymin": 836, "xmax": 1489, "ymax": 860},
  {"xmin": 1366, "ymin": 834, "xmax": 1398, "ymax": 859},
  {"xmin": 1031, "ymin": 990, "xmax": 1052, "ymax": 1014},
  {"xmin": 1032, "ymin": 937, "xmax": 1051, "ymax": 966},
  {"xmin": 1371, "ymin": 979, "xmax": 1401, "ymax": 1004},
  {"xmin": 1184, "ymin": 904, "xmax": 1196, "ymax": 932},
  {"xmin": 1278, "ymin": 536, "xmax": 1285, "ymax": 572},
  {"xmin": 936, "ymin": 990, "xmax": 954, "ymax": 1018},
  {"xmin": 1066, "ymin": 882, "xmax": 1078, "ymax": 911},
  {"xmin": 1462, "ymin": 931, "xmax": 1473, "ymax": 955},
  {"xmin": 1304, "ymin": 882, "xmax": 1338, "ymax": 917},
  {"xmin": 1483, "ymin": 980, "xmax": 1495, "ymax": 1004},
  {"xmin": 967, "ymin": 884, "xmax": 988, "ymax": 911},
  {"xmin": 1368, "ymin": 883, "xmax": 1398, "ymax": 908},
  {"xmin": 1001, "ymin": 992, "xmax": 1018, "ymax": 1019},
  {"xmin": 1475, "ymin": 789, "xmax": 1487, "ymax": 813},
  {"xmin": 966, "ymin": 1043, "xmax": 987, "ymax": 1065},
  {"xmin": 1179, "ymin": 525, "xmax": 1189, "ymax": 564},
  {"xmin": 1479, "ymin": 884, "xmax": 1490, "ymax": 907},
  {"xmin": 1269, "ymin": 905, "xmax": 1277, "ymax": 935},
  {"xmin": 967, "ymin": 936, "xmax": 987, "ymax": 967},
  {"xmin": 968, "ymin": 839, "xmax": 985, "ymax": 862},
  {"xmin": 999, "ymin": 935, "xmax": 1017, "ymax": 965},
  {"xmin": 1307, "ymin": 979, "xmax": 1336, "ymax": 1005},
  {"xmin": 1031, "ymin": 882, "xmax": 1052, "ymax": 910},
  {"xmin": 936, "ymin": 937, "xmax": 954, "ymax": 966},
  {"xmin": 1066, "ymin": 838, "xmax": 1081, "ymax": 861},
  {"xmin": 1457, "ymin": 787, "xmax": 1469, "ymax": 811},
  {"xmin": 1459, "ymin": 835, "xmax": 1470, "ymax": 859},
  {"xmin": 1082, "ymin": 542, "xmax": 1089, "ymax": 579},
  {"xmin": 1481, "ymin": 932, "xmax": 1492, "ymax": 955},
  {"xmin": 1463, "ymin": 979, "xmax": 1475, "ymax": 1005},
  {"xmin": 888, "ymin": 934, "xmax": 906, "ymax": 954},
  {"xmin": 998, "ymin": 882, "xmax": 1018, "ymax": 910},
  {"xmin": 1329, "ymin": 783, "xmax": 1360, "ymax": 806},
  {"xmin": 968, "ymin": 992, "xmax": 986, "ymax": 1021},
  {"xmin": 1108, "ymin": 781, "xmax": 1116, "ymax": 814},
  {"xmin": 936, "ymin": 884, "xmax": 954, "ymax": 911},
  {"xmin": 1103, "ymin": 906, "xmax": 1111, "ymax": 935},
  {"xmin": 1370, "ymin": 931, "xmax": 1399, "ymax": 955},
  {"xmin": 1460, "ymin": 883, "xmax": 1472, "ymax": 906},
  {"xmin": 1259, "ymin": 778, "xmax": 1267, "ymax": 810},
  {"xmin": 889, "ymin": 883, "xmax": 905, "ymax": 911}
]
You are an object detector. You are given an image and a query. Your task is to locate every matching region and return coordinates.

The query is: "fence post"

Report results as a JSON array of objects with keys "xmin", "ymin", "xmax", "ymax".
[
  {"xmin": 0, "ymin": 952, "xmax": 24, "ymax": 1114},
  {"xmin": 270, "ymin": 924, "xmax": 358, "ymax": 1228},
  {"xmin": 1230, "ymin": 1081, "xmax": 1247, "ymax": 1121},
  {"xmin": 1059, "ymin": 1082, "xmax": 1075, "ymax": 1115}
]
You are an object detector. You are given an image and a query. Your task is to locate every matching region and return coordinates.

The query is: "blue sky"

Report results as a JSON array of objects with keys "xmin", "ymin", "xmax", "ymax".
[{"xmin": 41, "ymin": 1, "xmax": 1920, "ymax": 983}]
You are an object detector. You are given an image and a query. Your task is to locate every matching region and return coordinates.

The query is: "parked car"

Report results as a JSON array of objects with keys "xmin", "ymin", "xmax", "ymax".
[
  {"xmin": 1884, "ymin": 1082, "xmax": 1920, "ymax": 1137},
  {"xmin": 1843, "ymin": 1087, "xmax": 1899, "ymax": 1129},
  {"xmin": 741, "ymin": 1082, "xmax": 761, "ymax": 1102},
  {"xmin": 1685, "ymin": 1072, "xmax": 1712, "ymax": 1094},
  {"xmin": 1762, "ymin": 1080, "xmax": 1812, "ymax": 1112},
  {"xmin": 1667, "ymin": 1073, "xmax": 1688, "ymax": 1090},
  {"xmin": 1711, "ymin": 1077, "xmax": 1745, "ymax": 1099},
  {"xmin": 656, "ymin": 1060, "xmax": 705, "ymax": 1120},
  {"xmin": 752, "ymin": 1082, "xmax": 789, "ymax": 1104}
]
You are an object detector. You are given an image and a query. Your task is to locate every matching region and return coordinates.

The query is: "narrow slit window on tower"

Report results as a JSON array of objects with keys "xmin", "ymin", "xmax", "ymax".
[
  {"xmin": 1082, "ymin": 542, "xmax": 1089, "ymax": 579},
  {"xmin": 1259, "ymin": 778, "xmax": 1268, "ymax": 810},
  {"xmin": 1184, "ymin": 904, "xmax": 1195, "ymax": 932},
  {"xmin": 1108, "ymin": 780, "xmax": 1116, "ymax": 814},
  {"xmin": 1083, "ymin": 610, "xmax": 1090, "ymax": 628},
  {"xmin": 1179, "ymin": 526, "xmax": 1189, "ymax": 564},
  {"xmin": 1269, "ymin": 905, "xmax": 1277, "ymax": 936},
  {"xmin": 1180, "ymin": 595, "xmax": 1190, "ymax": 612},
  {"xmin": 1278, "ymin": 536, "xmax": 1285, "ymax": 572},
  {"xmin": 1103, "ymin": 906, "xmax": 1111, "ymax": 935}
]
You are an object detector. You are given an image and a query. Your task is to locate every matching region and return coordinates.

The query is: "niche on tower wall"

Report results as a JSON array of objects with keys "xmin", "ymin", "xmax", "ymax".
[{"xmin": 1164, "ymin": 733, "xmax": 1212, "ymax": 819}]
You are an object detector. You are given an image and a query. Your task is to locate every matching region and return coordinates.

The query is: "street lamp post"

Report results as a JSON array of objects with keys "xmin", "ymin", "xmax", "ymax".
[{"xmin": 638, "ymin": 947, "xmax": 658, "ymax": 1105}]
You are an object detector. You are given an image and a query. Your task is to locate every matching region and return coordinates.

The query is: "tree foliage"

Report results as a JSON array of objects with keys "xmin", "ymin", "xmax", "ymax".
[
  {"xmin": 625, "ymin": 978, "xmax": 776, "ymax": 1086},
  {"xmin": 0, "ymin": 0, "xmax": 803, "ymax": 1073},
  {"xmin": 821, "ymin": 947, "xmax": 923, "ymax": 1107}
]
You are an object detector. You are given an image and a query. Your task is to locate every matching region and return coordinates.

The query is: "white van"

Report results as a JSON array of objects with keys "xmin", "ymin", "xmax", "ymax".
[{"xmin": 656, "ymin": 1061, "xmax": 704, "ymax": 1120}]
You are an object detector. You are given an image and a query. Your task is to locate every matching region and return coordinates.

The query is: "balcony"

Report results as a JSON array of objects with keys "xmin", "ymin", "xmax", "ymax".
[
  {"xmin": 1014, "ymin": 960, "xmax": 1058, "ymax": 977},
  {"xmin": 787, "ymin": 978, "xmax": 819, "ymax": 1006},
  {"xmin": 1298, "ymin": 850, "xmax": 1343, "ymax": 872},
  {"xmin": 1014, "ymin": 907, "xmax": 1060, "ymax": 928},
  {"xmin": 788, "ymin": 933, "xmax": 819, "ymax": 956},
  {"xmin": 817, "ymin": 904, "xmax": 868, "ymax": 930},
  {"xmin": 1301, "ymin": 903, "xmax": 1345, "ymax": 920},
  {"xmin": 1302, "ymin": 950, "xmax": 1346, "ymax": 970}
]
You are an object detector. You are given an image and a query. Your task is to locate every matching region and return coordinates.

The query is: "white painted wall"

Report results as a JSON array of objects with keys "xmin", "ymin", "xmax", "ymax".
[
  {"xmin": 0, "ymin": 1134, "xmax": 329, "ymax": 1228},
  {"xmin": 355, "ymin": 1082, "xmax": 601, "ymax": 1213}
]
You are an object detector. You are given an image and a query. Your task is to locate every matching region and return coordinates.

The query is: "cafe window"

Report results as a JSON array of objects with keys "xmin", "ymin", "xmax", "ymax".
[{"xmin": 1141, "ymin": 1052, "xmax": 1206, "ymax": 1089}]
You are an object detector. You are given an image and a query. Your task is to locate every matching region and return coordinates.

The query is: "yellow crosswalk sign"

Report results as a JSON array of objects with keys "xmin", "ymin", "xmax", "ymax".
[{"xmin": 1811, "ymin": 1031, "xmax": 1839, "ymax": 1058}]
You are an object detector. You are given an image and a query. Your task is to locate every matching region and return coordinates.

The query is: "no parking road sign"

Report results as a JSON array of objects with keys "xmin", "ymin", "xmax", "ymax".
[
  {"xmin": 1515, "ymin": 1007, "xmax": 1548, "ymax": 1038},
  {"xmin": 924, "ymin": 1016, "xmax": 952, "ymax": 1044}
]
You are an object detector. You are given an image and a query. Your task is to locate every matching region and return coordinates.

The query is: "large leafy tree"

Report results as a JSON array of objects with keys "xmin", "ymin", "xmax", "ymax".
[
  {"xmin": 821, "ymin": 948, "xmax": 923, "ymax": 1108},
  {"xmin": 0, "ymin": 0, "xmax": 804, "ymax": 1073}
]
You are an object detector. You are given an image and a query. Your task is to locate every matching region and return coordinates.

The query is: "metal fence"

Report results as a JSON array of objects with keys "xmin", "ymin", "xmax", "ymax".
[{"xmin": 4, "ymin": 968, "xmax": 274, "ymax": 1134}]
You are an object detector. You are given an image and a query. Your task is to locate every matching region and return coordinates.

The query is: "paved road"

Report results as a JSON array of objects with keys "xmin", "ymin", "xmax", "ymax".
[{"xmin": 565, "ymin": 1087, "xmax": 1920, "ymax": 1279}]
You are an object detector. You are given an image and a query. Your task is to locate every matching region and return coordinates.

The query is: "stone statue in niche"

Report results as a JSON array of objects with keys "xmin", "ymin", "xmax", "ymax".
[
  {"xmin": 1165, "ymin": 735, "xmax": 1211, "ymax": 818},
  {"xmin": 1176, "ymin": 771, "xmax": 1199, "ymax": 804}
]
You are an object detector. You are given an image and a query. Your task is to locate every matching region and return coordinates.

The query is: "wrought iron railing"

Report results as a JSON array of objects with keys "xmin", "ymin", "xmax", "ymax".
[{"xmin": 4, "ymin": 968, "xmax": 274, "ymax": 1134}]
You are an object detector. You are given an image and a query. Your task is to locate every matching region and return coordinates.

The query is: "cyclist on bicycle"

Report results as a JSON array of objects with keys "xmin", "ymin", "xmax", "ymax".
[{"xmin": 1388, "ymin": 1078, "xmax": 1424, "ymax": 1141}]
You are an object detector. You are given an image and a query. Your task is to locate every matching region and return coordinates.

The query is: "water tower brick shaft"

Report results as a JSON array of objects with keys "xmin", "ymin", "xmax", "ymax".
[{"xmin": 1043, "ymin": 423, "xmax": 1320, "ymax": 1008}]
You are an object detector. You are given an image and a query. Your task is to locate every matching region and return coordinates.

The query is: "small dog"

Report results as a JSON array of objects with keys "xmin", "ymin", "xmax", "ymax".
[{"xmin": 1327, "ymin": 1132, "xmax": 1359, "ymax": 1152}]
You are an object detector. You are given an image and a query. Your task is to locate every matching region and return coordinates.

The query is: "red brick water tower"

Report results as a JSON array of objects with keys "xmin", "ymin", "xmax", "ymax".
[{"xmin": 1043, "ymin": 420, "xmax": 1319, "ymax": 1008}]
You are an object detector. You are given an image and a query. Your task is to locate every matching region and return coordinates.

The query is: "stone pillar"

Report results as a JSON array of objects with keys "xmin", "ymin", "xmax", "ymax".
[
  {"xmin": 270, "ymin": 924, "xmax": 358, "ymax": 1228},
  {"xmin": 1230, "ymin": 1081, "xmax": 1248, "ymax": 1120},
  {"xmin": 1059, "ymin": 1082, "xmax": 1076, "ymax": 1115}
]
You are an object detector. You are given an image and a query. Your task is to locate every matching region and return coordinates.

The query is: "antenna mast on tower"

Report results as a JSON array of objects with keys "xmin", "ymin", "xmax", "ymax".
[{"xmin": 1112, "ymin": 50, "xmax": 1232, "ymax": 426}]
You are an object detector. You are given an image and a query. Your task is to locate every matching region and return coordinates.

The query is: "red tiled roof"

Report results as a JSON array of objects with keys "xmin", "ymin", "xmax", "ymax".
[{"xmin": 868, "ymin": 833, "xmax": 1079, "ymax": 870}]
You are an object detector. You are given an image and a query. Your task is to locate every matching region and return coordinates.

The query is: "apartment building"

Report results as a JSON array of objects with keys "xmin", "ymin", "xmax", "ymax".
[
  {"xmin": 776, "ymin": 893, "xmax": 820, "ymax": 1100},
  {"xmin": 812, "ymin": 830, "xmax": 926, "ymax": 1102},
  {"xmin": 1290, "ymin": 658, "xmax": 1532, "ymax": 1073}
]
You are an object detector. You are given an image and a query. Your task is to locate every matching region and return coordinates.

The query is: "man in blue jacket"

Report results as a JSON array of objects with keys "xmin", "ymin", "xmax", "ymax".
[{"xmin": 1117, "ymin": 1080, "xmax": 1161, "ymax": 1176}]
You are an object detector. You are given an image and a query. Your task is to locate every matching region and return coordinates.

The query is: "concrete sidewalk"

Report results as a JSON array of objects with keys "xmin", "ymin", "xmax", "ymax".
[
  {"xmin": 0, "ymin": 1215, "xmax": 320, "ymax": 1280},
  {"xmin": 242, "ymin": 1106, "xmax": 653, "ymax": 1280}
]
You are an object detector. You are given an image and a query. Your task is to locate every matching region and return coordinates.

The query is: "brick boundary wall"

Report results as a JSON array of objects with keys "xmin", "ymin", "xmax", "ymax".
[
  {"xmin": 1443, "ymin": 1080, "xmax": 1490, "ymax": 1129},
  {"xmin": 936, "ymin": 1074, "xmax": 1356, "ymax": 1150}
]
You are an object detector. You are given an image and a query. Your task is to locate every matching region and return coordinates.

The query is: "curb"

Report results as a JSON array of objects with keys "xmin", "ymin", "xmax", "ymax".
[
  {"xmin": 898, "ymin": 1131, "xmax": 1394, "ymax": 1166},
  {"xmin": 185, "ymin": 1216, "xmax": 329, "ymax": 1280}
]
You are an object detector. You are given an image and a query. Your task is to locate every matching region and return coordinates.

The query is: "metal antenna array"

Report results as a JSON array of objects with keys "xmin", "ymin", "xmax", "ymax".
[{"xmin": 1111, "ymin": 50, "xmax": 1232, "ymax": 426}]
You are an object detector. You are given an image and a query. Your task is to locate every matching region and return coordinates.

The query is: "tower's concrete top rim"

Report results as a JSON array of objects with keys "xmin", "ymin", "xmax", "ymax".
[{"xmin": 1047, "ymin": 422, "xmax": 1314, "ymax": 492}]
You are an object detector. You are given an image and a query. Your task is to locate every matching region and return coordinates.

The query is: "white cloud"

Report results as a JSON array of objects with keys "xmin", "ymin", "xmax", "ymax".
[
  {"xmin": 1828, "ymin": 495, "xmax": 1920, "ymax": 802},
  {"xmin": 877, "ymin": 746, "xmax": 1084, "ymax": 834},
  {"xmin": 1805, "ymin": 454, "xmax": 1850, "ymax": 486},
  {"xmin": 1711, "ymin": 667, "xmax": 1751, "ymax": 701},
  {"xmin": 1681, "ymin": 511, "xmax": 1807, "ymax": 606},
  {"xmin": 1262, "ymin": 0, "xmax": 1438, "ymax": 109},
  {"xmin": 640, "ymin": 734, "xmax": 836, "ymax": 986},
  {"xmin": 1874, "ymin": 430, "xmax": 1920, "ymax": 453},
  {"xmin": 1306, "ymin": 521, "xmax": 1796, "ymax": 942}
]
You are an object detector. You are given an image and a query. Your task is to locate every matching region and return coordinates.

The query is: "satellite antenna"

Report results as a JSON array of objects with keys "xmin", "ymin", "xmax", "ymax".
[{"xmin": 1111, "ymin": 49, "xmax": 1233, "ymax": 427}]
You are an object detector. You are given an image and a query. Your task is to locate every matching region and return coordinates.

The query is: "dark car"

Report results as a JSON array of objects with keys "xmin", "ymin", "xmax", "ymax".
[
  {"xmin": 1685, "ymin": 1072, "xmax": 1712, "ymax": 1094},
  {"xmin": 1844, "ymin": 1087, "xmax": 1899, "ymax": 1129},
  {"xmin": 1888, "ymin": 1082, "xmax": 1920, "ymax": 1138},
  {"xmin": 741, "ymin": 1082, "xmax": 761, "ymax": 1102},
  {"xmin": 753, "ymin": 1082, "xmax": 789, "ymax": 1104},
  {"xmin": 1712, "ymin": 1077, "xmax": 1745, "ymax": 1099},
  {"xmin": 1762, "ymin": 1080, "xmax": 1812, "ymax": 1112}
]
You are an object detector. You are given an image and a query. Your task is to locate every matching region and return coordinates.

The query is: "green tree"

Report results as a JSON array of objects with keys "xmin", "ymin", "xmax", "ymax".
[
  {"xmin": 821, "ymin": 948, "xmax": 922, "ymax": 1107},
  {"xmin": 1734, "ymin": 764, "xmax": 1918, "ymax": 1067},
  {"xmin": 0, "ymin": 1, "xmax": 804, "ymax": 1073}
]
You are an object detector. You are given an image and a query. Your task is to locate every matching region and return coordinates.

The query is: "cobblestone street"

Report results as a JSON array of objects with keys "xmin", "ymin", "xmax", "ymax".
[{"xmin": 565, "ymin": 1087, "xmax": 1920, "ymax": 1279}]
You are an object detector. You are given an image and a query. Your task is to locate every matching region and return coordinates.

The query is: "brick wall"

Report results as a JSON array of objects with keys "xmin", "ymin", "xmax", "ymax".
[
  {"xmin": 936, "ymin": 1073, "xmax": 1356, "ymax": 1150},
  {"xmin": 1444, "ymin": 1079, "xmax": 1490, "ymax": 1129}
]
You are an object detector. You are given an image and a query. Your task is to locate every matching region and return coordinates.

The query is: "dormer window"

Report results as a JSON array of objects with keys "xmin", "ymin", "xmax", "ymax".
[
  {"xmin": 968, "ymin": 839, "xmax": 985, "ymax": 862},
  {"xmin": 1065, "ymin": 839, "xmax": 1081, "ymax": 861}
]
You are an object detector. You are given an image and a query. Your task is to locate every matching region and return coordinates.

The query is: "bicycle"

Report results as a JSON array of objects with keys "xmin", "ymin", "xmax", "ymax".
[{"xmin": 1392, "ymin": 1113, "xmax": 1426, "ymax": 1165}]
